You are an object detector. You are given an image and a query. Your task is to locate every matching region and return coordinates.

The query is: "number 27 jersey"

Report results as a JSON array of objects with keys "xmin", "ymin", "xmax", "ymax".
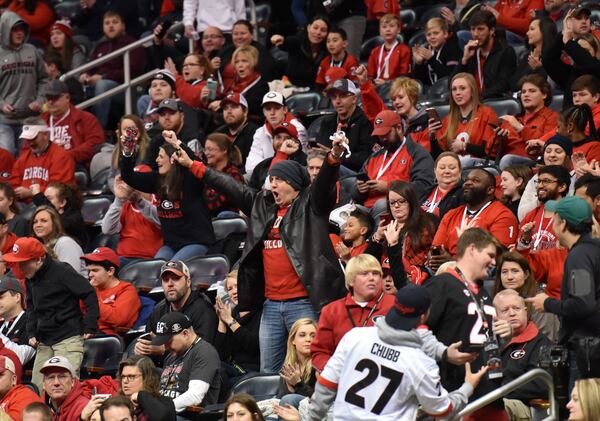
[{"xmin": 319, "ymin": 326, "xmax": 455, "ymax": 421}]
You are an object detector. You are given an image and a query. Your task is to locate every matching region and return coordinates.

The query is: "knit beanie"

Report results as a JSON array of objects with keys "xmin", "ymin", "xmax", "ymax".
[
  {"xmin": 51, "ymin": 20, "xmax": 72, "ymax": 39},
  {"xmin": 544, "ymin": 134, "xmax": 573, "ymax": 157},
  {"xmin": 269, "ymin": 160, "xmax": 310, "ymax": 191}
]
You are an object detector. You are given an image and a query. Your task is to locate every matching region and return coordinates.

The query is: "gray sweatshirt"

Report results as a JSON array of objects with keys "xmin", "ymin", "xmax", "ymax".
[{"xmin": 0, "ymin": 11, "xmax": 48, "ymax": 124}]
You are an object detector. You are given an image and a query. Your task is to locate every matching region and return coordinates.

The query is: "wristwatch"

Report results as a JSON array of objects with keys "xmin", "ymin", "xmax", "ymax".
[{"xmin": 227, "ymin": 320, "xmax": 238, "ymax": 328}]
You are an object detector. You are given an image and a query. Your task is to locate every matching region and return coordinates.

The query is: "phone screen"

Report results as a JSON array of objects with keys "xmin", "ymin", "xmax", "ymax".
[
  {"xmin": 380, "ymin": 214, "xmax": 393, "ymax": 226},
  {"xmin": 426, "ymin": 107, "xmax": 440, "ymax": 122}
]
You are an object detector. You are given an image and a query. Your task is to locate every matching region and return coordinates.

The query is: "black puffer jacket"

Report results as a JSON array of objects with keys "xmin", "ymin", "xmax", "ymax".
[{"xmin": 200, "ymin": 157, "xmax": 346, "ymax": 312}]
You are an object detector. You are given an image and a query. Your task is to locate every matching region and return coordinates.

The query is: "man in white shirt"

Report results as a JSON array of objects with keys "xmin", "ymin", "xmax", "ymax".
[
  {"xmin": 183, "ymin": 0, "xmax": 245, "ymax": 36},
  {"xmin": 308, "ymin": 284, "xmax": 488, "ymax": 421}
]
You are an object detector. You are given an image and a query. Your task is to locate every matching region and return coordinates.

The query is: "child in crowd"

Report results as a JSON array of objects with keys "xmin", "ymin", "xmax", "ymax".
[
  {"xmin": 315, "ymin": 27, "xmax": 359, "ymax": 88},
  {"xmin": 413, "ymin": 18, "xmax": 461, "ymax": 86},
  {"xmin": 367, "ymin": 14, "xmax": 411, "ymax": 85}
]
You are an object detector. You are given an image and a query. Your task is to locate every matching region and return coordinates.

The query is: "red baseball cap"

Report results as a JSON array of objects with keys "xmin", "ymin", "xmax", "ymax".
[
  {"xmin": 272, "ymin": 122, "xmax": 299, "ymax": 139},
  {"xmin": 81, "ymin": 247, "xmax": 120, "ymax": 268},
  {"xmin": 3, "ymin": 238, "xmax": 46, "ymax": 263},
  {"xmin": 134, "ymin": 164, "xmax": 152, "ymax": 173},
  {"xmin": 324, "ymin": 67, "xmax": 348, "ymax": 84},
  {"xmin": 372, "ymin": 110, "xmax": 402, "ymax": 136},
  {"xmin": 221, "ymin": 92, "xmax": 249, "ymax": 109}
]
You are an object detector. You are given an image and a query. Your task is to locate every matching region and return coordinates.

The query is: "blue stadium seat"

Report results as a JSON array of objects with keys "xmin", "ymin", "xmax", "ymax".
[{"xmin": 119, "ymin": 259, "xmax": 165, "ymax": 293}]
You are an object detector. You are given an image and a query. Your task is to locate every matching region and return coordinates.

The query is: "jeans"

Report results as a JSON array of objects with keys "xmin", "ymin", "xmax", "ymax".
[
  {"xmin": 336, "ymin": 15, "xmax": 367, "ymax": 59},
  {"xmin": 259, "ymin": 298, "xmax": 317, "ymax": 373},
  {"xmin": 266, "ymin": 394, "xmax": 307, "ymax": 421},
  {"xmin": 154, "ymin": 244, "xmax": 209, "ymax": 260},
  {"xmin": 31, "ymin": 335, "xmax": 84, "ymax": 391},
  {"xmin": 499, "ymin": 154, "xmax": 535, "ymax": 170},
  {"xmin": 137, "ymin": 94, "xmax": 151, "ymax": 117},
  {"xmin": 91, "ymin": 79, "xmax": 120, "ymax": 128}
]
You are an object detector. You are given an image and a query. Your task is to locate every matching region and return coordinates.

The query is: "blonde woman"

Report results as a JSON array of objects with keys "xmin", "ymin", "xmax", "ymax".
[{"xmin": 567, "ymin": 379, "xmax": 600, "ymax": 421}]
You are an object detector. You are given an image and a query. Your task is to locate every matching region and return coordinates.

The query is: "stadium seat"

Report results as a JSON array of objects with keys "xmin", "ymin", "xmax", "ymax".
[
  {"xmin": 88, "ymin": 167, "xmax": 111, "ymax": 193},
  {"xmin": 549, "ymin": 94, "xmax": 563, "ymax": 113},
  {"xmin": 81, "ymin": 196, "xmax": 112, "ymax": 225},
  {"xmin": 359, "ymin": 35, "xmax": 404, "ymax": 63},
  {"xmin": 285, "ymin": 92, "xmax": 323, "ymax": 116},
  {"xmin": 119, "ymin": 259, "xmax": 165, "ymax": 293},
  {"xmin": 87, "ymin": 233, "xmax": 119, "ymax": 253},
  {"xmin": 54, "ymin": 1, "xmax": 81, "ymax": 20},
  {"xmin": 426, "ymin": 76, "xmax": 450, "ymax": 103},
  {"xmin": 408, "ymin": 30, "xmax": 426, "ymax": 48},
  {"xmin": 230, "ymin": 374, "xmax": 281, "ymax": 401},
  {"xmin": 75, "ymin": 170, "xmax": 89, "ymax": 192},
  {"xmin": 81, "ymin": 336, "xmax": 124, "ymax": 379},
  {"xmin": 400, "ymin": 9, "xmax": 417, "ymax": 27},
  {"xmin": 484, "ymin": 98, "xmax": 521, "ymax": 117},
  {"xmin": 306, "ymin": 114, "xmax": 332, "ymax": 142},
  {"xmin": 419, "ymin": 4, "xmax": 450, "ymax": 24},
  {"xmin": 434, "ymin": 104, "xmax": 451, "ymax": 120},
  {"xmin": 184, "ymin": 254, "xmax": 230, "ymax": 290},
  {"xmin": 212, "ymin": 217, "xmax": 247, "ymax": 242}
]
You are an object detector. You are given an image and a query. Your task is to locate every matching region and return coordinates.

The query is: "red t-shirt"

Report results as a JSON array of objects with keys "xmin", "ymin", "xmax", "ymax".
[
  {"xmin": 117, "ymin": 202, "xmax": 163, "ymax": 259},
  {"xmin": 263, "ymin": 207, "xmax": 308, "ymax": 300},
  {"xmin": 432, "ymin": 201, "xmax": 518, "ymax": 256},
  {"xmin": 520, "ymin": 205, "xmax": 558, "ymax": 251}
]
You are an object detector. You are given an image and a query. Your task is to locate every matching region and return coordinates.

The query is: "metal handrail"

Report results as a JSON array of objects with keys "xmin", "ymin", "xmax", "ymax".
[
  {"xmin": 456, "ymin": 368, "xmax": 557, "ymax": 420},
  {"xmin": 60, "ymin": 22, "xmax": 186, "ymax": 113}
]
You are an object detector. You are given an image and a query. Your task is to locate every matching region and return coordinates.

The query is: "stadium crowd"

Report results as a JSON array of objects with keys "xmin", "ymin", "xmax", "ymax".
[{"xmin": 0, "ymin": 0, "xmax": 600, "ymax": 420}]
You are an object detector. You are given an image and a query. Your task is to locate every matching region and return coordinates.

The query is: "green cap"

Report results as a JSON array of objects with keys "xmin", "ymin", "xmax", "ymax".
[{"xmin": 545, "ymin": 196, "xmax": 592, "ymax": 226}]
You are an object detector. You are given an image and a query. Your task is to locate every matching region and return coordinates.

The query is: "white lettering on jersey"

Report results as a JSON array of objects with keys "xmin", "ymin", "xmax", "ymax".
[
  {"xmin": 51, "ymin": 125, "xmax": 72, "ymax": 150},
  {"xmin": 23, "ymin": 167, "xmax": 49, "ymax": 181},
  {"xmin": 467, "ymin": 303, "xmax": 496, "ymax": 345}
]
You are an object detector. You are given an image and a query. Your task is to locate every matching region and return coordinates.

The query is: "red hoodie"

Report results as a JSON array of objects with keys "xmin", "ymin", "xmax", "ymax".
[
  {"xmin": 494, "ymin": 0, "xmax": 544, "ymax": 37},
  {"xmin": 40, "ymin": 105, "xmax": 105, "ymax": 166},
  {"xmin": 0, "ymin": 385, "xmax": 43, "ymax": 421},
  {"xmin": 44, "ymin": 380, "xmax": 90, "ymax": 421}
]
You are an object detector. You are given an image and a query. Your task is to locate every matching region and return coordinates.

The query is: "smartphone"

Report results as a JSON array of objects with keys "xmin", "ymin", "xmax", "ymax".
[
  {"xmin": 220, "ymin": 292, "xmax": 234, "ymax": 306},
  {"xmin": 431, "ymin": 246, "xmax": 441, "ymax": 256},
  {"xmin": 356, "ymin": 172, "xmax": 370, "ymax": 182},
  {"xmin": 123, "ymin": 126, "xmax": 138, "ymax": 150},
  {"xmin": 206, "ymin": 79, "xmax": 218, "ymax": 100},
  {"xmin": 425, "ymin": 107, "xmax": 440, "ymax": 123},
  {"xmin": 138, "ymin": 333, "xmax": 152, "ymax": 342},
  {"xmin": 380, "ymin": 213, "xmax": 393, "ymax": 226},
  {"xmin": 308, "ymin": 140, "xmax": 318, "ymax": 149},
  {"xmin": 94, "ymin": 394, "xmax": 111, "ymax": 400},
  {"xmin": 157, "ymin": 20, "xmax": 173, "ymax": 39}
]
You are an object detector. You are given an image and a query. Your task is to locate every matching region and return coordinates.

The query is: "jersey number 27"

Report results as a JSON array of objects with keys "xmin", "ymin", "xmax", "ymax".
[{"xmin": 345, "ymin": 358, "xmax": 404, "ymax": 415}]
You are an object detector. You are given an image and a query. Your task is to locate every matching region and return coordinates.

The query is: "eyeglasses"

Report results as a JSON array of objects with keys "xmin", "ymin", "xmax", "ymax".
[
  {"xmin": 121, "ymin": 374, "xmax": 143, "ymax": 382},
  {"xmin": 44, "ymin": 373, "xmax": 71, "ymax": 382},
  {"xmin": 535, "ymin": 178, "xmax": 558, "ymax": 186},
  {"xmin": 182, "ymin": 63, "xmax": 201, "ymax": 67},
  {"xmin": 498, "ymin": 305, "xmax": 526, "ymax": 315},
  {"xmin": 389, "ymin": 198, "xmax": 408, "ymax": 207}
]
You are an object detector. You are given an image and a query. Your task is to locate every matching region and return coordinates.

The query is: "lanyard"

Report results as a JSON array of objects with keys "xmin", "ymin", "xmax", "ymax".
[
  {"xmin": 427, "ymin": 46, "xmax": 443, "ymax": 84},
  {"xmin": 330, "ymin": 53, "xmax": 345, "ymax": 68},
  {"xmin": 426, "ymin": 187, "xmax": 443, "ymax": 213},
  {"xmin": 451, "ymin": 268, "xmax": 490, "ymax": 334},
  {"xmin": 533, "ymin": 208, "xmax": 554, "ymax": 250},
  {"xmin": 460, "ymin": 201, "xmax": 492, "ymax": 230},
  {"xmin": 240, "ymin": 75, "xmax": 261, "ymax": 95},
  {"xmin": 345, "ymin": 292, "xmax": 385, "ymax": 328},
  {"xmin": 376, "ymin": 139, "xmax": 405, "ymax": 180},
  {"xmin": 476, "ymin": 49, "xmax": 484, "ymax": 90},
  {"xmin": 0, "ymin": 311, "xmax": 24, "ymax": 338},
  {"xmin": 49, "ymin": 109, "xmax": 71, "ymax": 142},
  {"xmin": 377, "ymin": 41, "xmax": 398, "ymax": 79}
]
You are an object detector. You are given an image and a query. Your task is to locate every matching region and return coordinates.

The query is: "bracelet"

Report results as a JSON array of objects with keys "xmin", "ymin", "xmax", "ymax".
[
  {"xmin": 227, "ymin": 320, "xmax": 238, "ymax": 328},
  {"xmin": 122, "ymin": 149, "xmax": 134, "ymax": 158}
]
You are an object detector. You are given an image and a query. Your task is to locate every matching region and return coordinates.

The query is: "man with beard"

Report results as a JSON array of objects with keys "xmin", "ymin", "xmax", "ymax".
[
  {"xmin": 134, "ymin": 260, "xmax": 217, "ymax": 363},
  {"xmin": 454, "ymin": 10, "xmax": 516, "ymax": 99},
  {"xmin": 354, "ymin": 110, "xmax": 434, "ymax": 216},
  {"xmin": 541, "ymin": 0, "xmax": 570, "ymax": 32},
  {"xmin": 143, "ymin": 99, "xmax": 202, "ymax": 170},
  {"xmin": 429, "ymin": 168, "xmax": 518, "ymax": 271},
  {"xmin": 424, "ymin": 228, "xmax": 508, "ymax": 420},
  {"xmin": 215, "ymin": 92, "xmax": 258, "ymax": 166},
  {"xmin": 519, "ymin": 165, "xmax": 570, "ymax": 251}
]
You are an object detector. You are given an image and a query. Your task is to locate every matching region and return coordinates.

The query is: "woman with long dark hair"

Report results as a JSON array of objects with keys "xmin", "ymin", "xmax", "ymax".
[
  {"xmin": 270, "ymin": 15, "xmax": 330, "ymax": 88},
  {"xmin": 119, "ymin": 130, "xmax": 215, "ymax": 261},
  {"xmin": 45, "ymin": 20, "xmax": 85, "ymax": 71},
  {"xmin": 0, "ymin": 183, "xmax": 29, "ymax": 236},
  {"xmin": 510, "ymin": 17, "xmax": 557, "ymax": 91},
  {"xmin": 500, "ymin": 165, "xmax": 533, "ymax": 218},
  {"xmin": 369, "ymin": 181, "xmax": 437, "ymax": 285},
  {"xmin": 223, "ymin": 393, "xmax": 265, "ymax": 421}
]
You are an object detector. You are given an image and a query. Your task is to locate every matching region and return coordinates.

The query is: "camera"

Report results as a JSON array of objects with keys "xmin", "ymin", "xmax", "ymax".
[
  {"xmin": 539, "ymin": 344, "xmax": 569, "ymax": 419},
  {"xmin": 483, "ymin": 335, "xmax": 503, "ymax": 380}
]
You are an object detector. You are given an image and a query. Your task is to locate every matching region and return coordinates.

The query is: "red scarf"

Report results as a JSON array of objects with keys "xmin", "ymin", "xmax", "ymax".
[
  {"xmin": 226, "ymin": 71, "xmax": 261, "ymax": 95},
  {"xmin": 265, "ymin": 112, "xmax": 296, "ymax": 135}
]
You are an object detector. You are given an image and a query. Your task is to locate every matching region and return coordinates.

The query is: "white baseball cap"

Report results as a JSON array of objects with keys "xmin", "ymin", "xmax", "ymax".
[
  {"xmin": 40, "ymin": 356, "xmax": 76, "ymax": 377},
  {"xmin": 262, "ymin": 91, "xmax": 285, "ymax": 107},
  {"xmin": 20, "ymin": 124, "xmax": 49, "ymax": 140}
]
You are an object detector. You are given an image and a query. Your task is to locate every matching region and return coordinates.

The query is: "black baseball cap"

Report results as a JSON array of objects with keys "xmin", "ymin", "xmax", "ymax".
[
  {"xmin": 0, "ymin": 276, "xmax": 24, "ymax": 296},
  {"xmin": 151, "ymin": 312, "xmax": 192, "ymax": 345},
  {"xmin": 385, "ymin": 284, "xmax": 431, "ymax": 331}
]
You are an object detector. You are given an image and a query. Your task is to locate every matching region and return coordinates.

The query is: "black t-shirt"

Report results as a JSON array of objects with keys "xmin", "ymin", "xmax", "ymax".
[{"xmin": 160, "ymin": 338, "xmax": 220, "ymax": 407}]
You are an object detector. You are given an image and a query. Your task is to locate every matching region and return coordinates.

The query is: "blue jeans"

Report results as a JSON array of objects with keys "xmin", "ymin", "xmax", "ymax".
[
  {"xmin": 0, "ymin": 123, "xmax": 20, "ymax": 156},
  {"xmin": 266, "ymin": 394, "xmax": 306, "ymax": 421},
  {"xmin": 154, "ymin": 244, "xmax": 209, "ymax": 260},
  {"xmin": 137, "ymin": 94, "xmax": 151, "ymax": 117},
  {"xmin": 259, "ymin": 298, "xmax": 317, "ymax": 373},
  {"xmin": 91, "ymin": 79, "xmax": 120, "ymax": 128},
  {"xmin": 499, "ymin": 154, "xmax": 535, "ymax": 170}
]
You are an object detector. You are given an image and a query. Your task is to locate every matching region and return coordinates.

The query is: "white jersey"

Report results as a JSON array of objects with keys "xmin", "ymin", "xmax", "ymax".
[{"xmin": 319, "ymin": 326, "xmax": 454, "ymax": 421}]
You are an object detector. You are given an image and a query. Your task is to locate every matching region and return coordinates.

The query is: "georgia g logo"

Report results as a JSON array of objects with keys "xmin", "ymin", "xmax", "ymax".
[{"xmin": 510, "ymin": 349, "xmax": 526, "ymax": 360}]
